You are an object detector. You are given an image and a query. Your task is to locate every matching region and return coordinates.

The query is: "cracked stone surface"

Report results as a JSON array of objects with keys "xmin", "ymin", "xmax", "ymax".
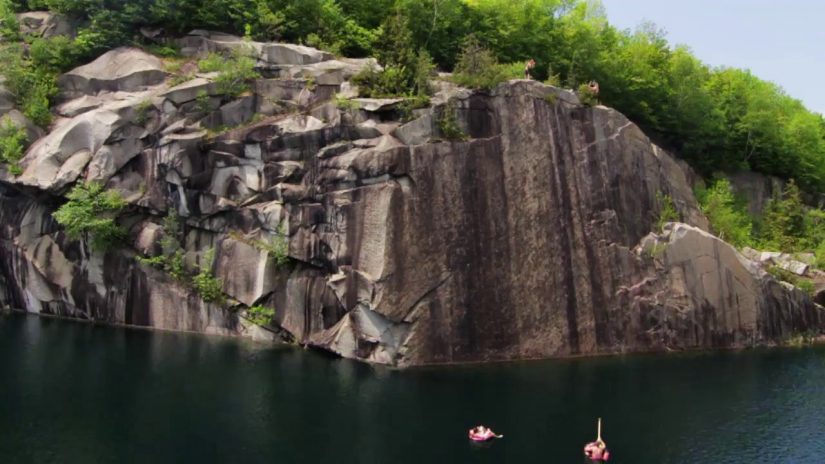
[
  {"xmin": 58, "ymin": 48, "xmax": 167, "ymax": 100},
  {"xmin": 0, "ymin": 46, "xmax": 822, "ymax": 366}
]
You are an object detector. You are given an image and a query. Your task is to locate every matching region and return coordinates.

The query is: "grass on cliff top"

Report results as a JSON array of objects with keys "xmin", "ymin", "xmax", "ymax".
[
  {"xmin": 4, "ymin": 0, "xmax": 825, "ymax": 199},
  {"xmin": 197, "ymin": 50, "xmax": 259, "ymax": 97}
]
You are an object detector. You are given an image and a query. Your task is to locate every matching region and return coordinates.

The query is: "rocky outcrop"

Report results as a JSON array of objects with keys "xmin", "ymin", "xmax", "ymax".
[
  {"xmin": 15, "ymin": 91, "xmax": 152, "ymax": 191},
  {"xmin": 175, "ymin": 31, "xmax": 375, "ymax": 87},
  {"xmin": 0, "ymin": 35, "xmax": 822, "ymax": 366},
  {"xmin": 636, "ymin": 224, "xmax": 820, "ymax": 348},
  {"xmin": 16, "ymin": 11, "xmax": 74, "ymax": 38},
  {"xmin": 0, "ymin": 185, "xmax": 253, "ymax": 336},
  {"xmin": 727, "ymin": 171, "xmax": 785, "ymax": 217},
  {"xmin": 57, "ymin": 48, "xmax": 167, "ymax": 100},
  {"xmin": 740, "ymin": 247, "xmax": 813, "ymax": 276}
]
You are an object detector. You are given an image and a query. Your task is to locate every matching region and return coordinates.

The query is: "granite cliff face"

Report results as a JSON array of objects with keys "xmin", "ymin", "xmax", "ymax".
[{"xmin": 0, "ymin": 31, "xmax": 822, "ymax": 366}]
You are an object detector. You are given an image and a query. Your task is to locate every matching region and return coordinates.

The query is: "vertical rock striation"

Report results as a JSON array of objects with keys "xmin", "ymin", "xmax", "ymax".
[{"xmin": 0, "ymin": 36, "xmax": 821, "ymax": 365}]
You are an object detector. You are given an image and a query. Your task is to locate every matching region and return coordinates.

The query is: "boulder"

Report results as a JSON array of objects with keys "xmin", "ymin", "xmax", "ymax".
[
  {"xmin": 756, "ymin": 251, "xmax": 782, "ymax": 264},
  {"xmin": 254, "ymin": 79, "xmax": 312, "ymax": 109},
  {"xmin": 85, "ymin": 126, "xmax": 146, "ymax": 183},
  {"xmin": 160, "ymin": 76, "xmax": 219, "ymax": 106},
  {"xmin": 740, "ymin": 247, "xmax": 761, "ymax": 261},
  {"xmin": 392, "ymin": 112, "xmax": 434, "ymax": 145},
  {"xmin": 352, "ymin": 120, "xmax": 387, "ymax": 139},
  {"xmin": 17, "ymin": 11, "xmax": 75, "ymax": 38},
  {"xmin": 636, "ymin": 232, "xmax": 666, "ymax": 257},
  {"xmin": 352, "ymin": 98, "xmax": 404, "ymax": 112},
  {"xmin": 176, "ymin": 30, "xmax": 261, "ymax": 56},
  {"xmin": 776, "ymin": 258, "xmax": 809, "ymax": 276},
  {"xmin": 175, "ymin": 31, "xmax": 333, "ymax": 65},
  {"xmin": 56, "ymin": 95, "xmax": 104, "ymax": 117},
  {"xmin": 16, "ymin": 97, "xmax": 142, "ymax": 191},
  {"xmin": 274, "ymin": 58, "xmax": 376, "ymax": 84},
  {"xmin": 133, "ymin": 221, "xmax": 164, "ymax": 256},
  {"xmin": 58, "ymin": 48, "xmax": 166, "ymax": 99},
  {"xmin": 260, "ymin": 43, "xmax": 334, "ymax": 65},
  {"xmin": 201, "ymin": 96, "xmax": 255, "ymax": 129},
  {"xmin": 215, "ymin": 237, "xmax": 277, "ymax": 306}
]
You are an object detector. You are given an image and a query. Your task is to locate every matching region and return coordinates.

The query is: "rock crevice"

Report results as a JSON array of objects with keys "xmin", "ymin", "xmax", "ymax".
[{"xmin": 0, "ymin": 37, "xmax": 822, "ymax": 366}]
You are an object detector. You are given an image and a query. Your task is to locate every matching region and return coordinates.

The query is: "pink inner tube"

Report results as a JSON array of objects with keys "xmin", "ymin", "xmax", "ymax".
[
  {"xmin": 584, "ymin": 442, "xmax": 610, "ymax": 461},
  {"xmin": 468, "ymin": 430, "xmax": 496, "ymax": 442}
]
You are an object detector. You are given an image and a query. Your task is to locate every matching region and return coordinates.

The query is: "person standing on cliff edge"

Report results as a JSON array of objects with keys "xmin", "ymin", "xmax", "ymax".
[{"xmin": 524, "ymin": 59, "xmax": 536, "ymax": 79}]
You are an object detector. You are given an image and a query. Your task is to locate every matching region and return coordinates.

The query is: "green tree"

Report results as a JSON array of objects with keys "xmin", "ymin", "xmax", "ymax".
[
  {"xmin": 0, "ymin": 0, "xmax": 19, "ymax": 41},
  {"xmin": 655, "ymin": 192, "xmax": 679, "ymax": 232},
  {"xmin": 193, "ymin": 247, "xmax": 225, "ymax": 303},
  {"xmin": 29, "ymin": 36, "xmax": 80, "ymax": 73},
  {"xmin": 352, "ymin": 11, "xmax": 435, "ymax": 98},
  {"xmin": 697, "ymin": 179, "xmax": 753, "ymax": 248},
  {"xmin": 451, "ymin": 35, "xmax": 520, "ymax": 90},
  {"xmin": 760, "ymin": 180, "xmax": 806, "ymax": 251},
  {"xmin": 0, "ymin": 116, "xmax": 27, "ymax": 175},
  {"xmin": 53, "ymin": 182, "xmax": 126, "ymax": 251},
  {"xmin": 597, "ymin": 22, "xmax": 671, "ymax": 135},
  {"xmin": 398, "ymin": 0, "xmax": 474, "ymax": 70},
  {"xmin": 138, "ymin": 213, "xmax": 188, "ymax": 280},
  {"xmin": 0, "ymin": 43, "xmax": 59, "ymax": 127},
  {"xmin": 659, "ymin": 47, "xmax": 721, "ymax": 171},
  {"xmin": 338, "ymin": 0, "xmax": 395, "ymax": 29},
  {"xmin": 246, "ymin": 304, "xmax": 275, "ymax": 325}
]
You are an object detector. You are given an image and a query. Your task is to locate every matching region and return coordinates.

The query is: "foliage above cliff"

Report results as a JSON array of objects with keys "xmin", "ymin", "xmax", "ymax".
[
  {"xmin": 3, "ymin": 0, "xmax": 825, "ymax": 194},
  {"xmin": 696, "ymin": 179, "xmax": 754, "ymax": 248},
  {"xmin": 699, "ymin": 178, "xmax": 825, "ymax": 269}
]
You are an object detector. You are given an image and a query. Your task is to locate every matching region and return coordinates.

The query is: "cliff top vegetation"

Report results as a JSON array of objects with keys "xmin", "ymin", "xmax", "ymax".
[{"xmin": 1, "ymin": 0, "xmax": 823, "ymax": 196}]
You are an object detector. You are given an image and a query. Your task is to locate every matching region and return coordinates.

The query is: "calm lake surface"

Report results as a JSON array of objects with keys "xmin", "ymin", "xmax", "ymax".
[{"xmin": 2, "ymin": 314, "xmax": 825, "ymax": 463}]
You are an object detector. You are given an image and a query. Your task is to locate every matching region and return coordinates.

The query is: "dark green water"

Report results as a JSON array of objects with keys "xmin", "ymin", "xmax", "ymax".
[{"xmin": 2, "ymin": 314, "xmax": 825, "ymax": 463}]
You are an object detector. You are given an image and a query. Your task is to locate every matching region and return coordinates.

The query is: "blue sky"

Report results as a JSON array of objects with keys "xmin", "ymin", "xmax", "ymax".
[{"xmin": 600, "ymin": 0, "xmax": 825, "ymax": 115}]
